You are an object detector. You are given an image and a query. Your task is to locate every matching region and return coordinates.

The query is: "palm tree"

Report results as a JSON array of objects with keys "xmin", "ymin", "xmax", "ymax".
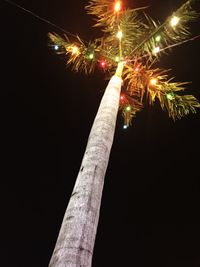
[{"xmin": 48, "ymin": 1, "xmax": 200, "ymax": 266}]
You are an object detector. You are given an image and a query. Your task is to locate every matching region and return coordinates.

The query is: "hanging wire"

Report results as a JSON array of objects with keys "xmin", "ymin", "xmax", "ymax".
[
  {"xmin": 127, "ymin": 34, "xmax": 200, "ymax": 62},
  {"xmin": 2, "ymin": 0, "xmax": 85, "ymax": 41},
  {"xmin": 159, "ymin": 34, "xmax": 200, "ymax": 52}
]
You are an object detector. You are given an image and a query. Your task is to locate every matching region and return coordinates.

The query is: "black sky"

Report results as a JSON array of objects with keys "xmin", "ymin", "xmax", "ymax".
[{"xmin": 1, "ymin": 0, "xmax": 200, "ymax": 266}]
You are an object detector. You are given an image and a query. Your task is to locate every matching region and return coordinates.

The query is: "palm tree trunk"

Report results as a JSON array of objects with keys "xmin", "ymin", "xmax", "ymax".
[{"xmin": 48, "ymin": 63, "xmax": 124, "ymax": 267}]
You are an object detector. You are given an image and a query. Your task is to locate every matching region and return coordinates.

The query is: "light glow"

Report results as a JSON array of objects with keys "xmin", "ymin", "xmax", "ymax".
[
  {"xmin": 155, "ymin": 35, "xmax": 161, "ymax": 42},
  {"xmin": 117, "ymin": 30, "xmax": 123, "ymax": 39},
  {"xmin": 100, "ymin": 60, "xmax": 106, "ymax": 68},
  {"xmin": 170, "ymin": 16, "xmax": 180, "ymax": 27},
  {"xmin": 88, "ymin": 53, "xmax": 94, "ymax": 60},
  {"xmin": 126, "ymin": 106, "xmax": 131, "ymax": 111},
  {"xmin": 166, "ymin": 93, "xmax": 175, "ymax": 100},
  {"xmin": 149, "ymin": 78, "xmax": 158, "ymax": 86},
  {"xmin": 153, "ymin": 46, "xmax": 160, "ymax": 54},
  {"xmin": 114, "ymin": 1, "xmax": 121, "ymax": 12},
  {"xmin": 54, "ymin": 45, "xmax": 59, "ymax": 50},
  {"xmin": 71, "ymin": 46, "xmax": 79, "ymax": 55},
  {"xmin": 115, "ymin": 56, "xmax": 120, "ymax": 62},
  {"xmin": 135, "ymin": 66, "xmax": 140, "ymax": 72}
]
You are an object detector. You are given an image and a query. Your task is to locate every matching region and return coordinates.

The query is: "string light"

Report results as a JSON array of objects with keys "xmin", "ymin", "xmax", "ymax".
[
  {"xmin": 117, "ymin": 30, "xmax": 123, "ymax": 39},
  {"xmin": 153, "ymin": 46, "xmax": 160, "ymax": 54},
  {"xmin": 48, "ymin": 0, "xmax": 200, "ymax": 127},
  {"xmin": 170, "ymin": 16, "xmax": 180, "ymax": 27},
  {"xmin": 88, "ymin": 53, "xmax": 94, "ymax": 60},
  {"xmin": 115, "ymin": 56, "xmax": 120, "ymax": 62},
  {"xmin": 135, "ymin": 66, "xmax": 140, "ymax": 72},
  {"xmin": 126, "ymin": 106, "xmax": 131, "ymax": 111},
  {"xmin": 166, "ymin": 92, "xmax": 175, "ymax": 100},
  {"xmin": 114, "ymin": 1, "xmax": 122, "ymax": 12},
  {"xmin": 149, "ymin": 78, "xmax": 158, "ymax": 86},
  {"xmin": 71, "ymin": 45, "xmax": 79, "ymax": 55},
  {"xmin": 123, "ymin": 125, "xmax": 128, "ymax": 129},
  {"xmin": 155, "ymin": 35, "xmax": 161, "ymax": 42},
  {"xmin": 100, "ymin": 60, "xmax": 106, "ymax": 68}
]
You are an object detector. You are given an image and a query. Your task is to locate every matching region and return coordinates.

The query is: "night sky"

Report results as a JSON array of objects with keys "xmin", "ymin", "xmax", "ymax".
[{"xmin": 1, "ymin": 0, "xmax": 200, "ymax": 266}]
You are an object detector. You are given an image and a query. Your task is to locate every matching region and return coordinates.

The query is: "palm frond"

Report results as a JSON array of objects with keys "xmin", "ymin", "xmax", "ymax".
[
  {"xmin": 85, "ymin": 0, "xmax": 116, "ymax": 29},
  {"xmin": 128, "ymin": 0, "xmax": 199, "ymax": 61},
  {"xmin": 119, "ymin": 94, "xmax": 143, "ymax": 126}
]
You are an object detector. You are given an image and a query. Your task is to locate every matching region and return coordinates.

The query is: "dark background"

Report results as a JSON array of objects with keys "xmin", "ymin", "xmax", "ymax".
[{"xmin": 1, "ymin": 0, "xmax": 200, "ymax": 266}]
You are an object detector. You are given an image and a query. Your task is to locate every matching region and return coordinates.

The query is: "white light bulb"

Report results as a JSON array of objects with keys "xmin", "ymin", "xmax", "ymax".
[
  {"xmin": 153, "ymin": 46, "xmax": 160, "ymax": 54},
  {"xmin": 170, "ymin": 16, "xmax": 180, "ymax": 27},
  {"xmin": 117, "ymin": 30, "xmax": 123, "ymax": 39}
]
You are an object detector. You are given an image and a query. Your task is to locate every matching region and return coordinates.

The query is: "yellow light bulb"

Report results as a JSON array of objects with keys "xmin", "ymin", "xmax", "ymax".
[
  {"xmin": 170, "ymin": 16, "xmax": 180, "ymax": 27},
  {"xmin": 71, "ymin": 46, "xmax": 79, "ymax": 55},
  {"xmin": 117, "ymin": 30, "xmax": 123, "ymax": 39},
  {"xmin": 115, "ymin": 56, "xmax": 120, "ymax": 62},
  {"xmin": 149, "ymin": 78, "xmax": 158, "ymax": 86},
  {"xmin": 114, "ymin": 1, "xmax": 121, "ymax": 12},
  {"xmin": 126, "ymin": 106, "xmax": 131, "ymax": 111}
]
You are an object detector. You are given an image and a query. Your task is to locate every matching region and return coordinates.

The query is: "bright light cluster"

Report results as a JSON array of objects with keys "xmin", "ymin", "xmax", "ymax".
[{"xmin": 48, "ymin": 0, "xmax": 200, "ymax": 128}]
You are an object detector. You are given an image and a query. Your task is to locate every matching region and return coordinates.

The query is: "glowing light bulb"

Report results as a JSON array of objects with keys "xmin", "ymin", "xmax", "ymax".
[
  {"xmin": 166, "ymin": 93, "xmax": 175, "ymax": 100},
  {"xmin": 126, "ymin": 106, "xmax": 131, "ymax": 111},
  {"xmin": 155, "ymin": 35, "xmax": 161, "ymax": 42},
  {"xmin": 117, "ymin": 30, "xmax": 123, "ymax": 39},
  {"xmin": 114, "ymin": 1, "xmax": 121, "ymax": 12},
  {"xmin": 88, "ymin": 53, "xmax": 94, "ymax": 60},
  {"xmin": 100, "ymin": 60, "xmax": 106, "ymax": 68},
  {"xmin": 153, "ymin": 46, "xmax": 160, "ymax": 54},
  {"xmin": 123, "ymin": 125, "xmax": 128, "ymax": 129},
  {"xmin": 120, "ymin": 94, "xmax": 125, "ymax": 100},
  {"xmin": 149, "ymin": 78, "xmax": 158, "ymax": 86},
  {"xmin": 135, "ymin": 66, "xmax": 140, "ymax": 72},
  {"xmin": 115, "ymin": 56, "xmax": 120, "ymax": 62},
  {"xmin": 170, "ymin": 16, "xmax": 180, "ymax": 27},
  {"xmin": 54, "ymin": 45, "xmax": 59, "ymax": 50},
  {"xmin": 71, "ymin": 46, "xmax": 79, "ymax": 55}
]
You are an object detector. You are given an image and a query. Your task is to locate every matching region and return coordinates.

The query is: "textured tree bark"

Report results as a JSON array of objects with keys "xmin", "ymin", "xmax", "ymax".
[{"xmin": 49, "ymin": 64, "xmax": 123, "ymax": 267}]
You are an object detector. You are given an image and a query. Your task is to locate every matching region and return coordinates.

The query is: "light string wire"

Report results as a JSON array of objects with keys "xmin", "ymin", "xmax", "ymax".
[
  {"xmin": 127, "ymin": 34, "xmax": 200, "ymax": 62},
  {"xmin": 2, "ymin": 0, "xmax": 83, "ymax": 40}
]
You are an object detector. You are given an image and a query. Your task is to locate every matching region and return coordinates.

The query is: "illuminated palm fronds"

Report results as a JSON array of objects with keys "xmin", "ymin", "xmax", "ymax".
[{"xmin": 48, "ymin": 0, "xmax": 200, "ymax": 127}]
